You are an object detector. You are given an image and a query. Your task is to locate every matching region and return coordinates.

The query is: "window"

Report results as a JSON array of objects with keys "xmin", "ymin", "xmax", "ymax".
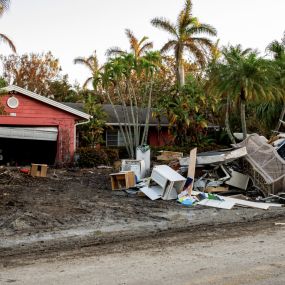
[{"xmin": 106, "ymin": 130, "xmax": 125, "ymax": 147}]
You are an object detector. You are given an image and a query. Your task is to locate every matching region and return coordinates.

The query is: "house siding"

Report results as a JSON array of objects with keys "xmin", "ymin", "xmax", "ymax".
[{"xmin": 0, "ymin": 92, "xmax": 80, "ymax": 164}]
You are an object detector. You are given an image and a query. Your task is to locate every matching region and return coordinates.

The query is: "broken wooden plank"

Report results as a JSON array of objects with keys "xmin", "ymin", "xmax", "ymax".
[{"xmin": 187, "ymin": 148, "xmax": 197, "ymax": 196}]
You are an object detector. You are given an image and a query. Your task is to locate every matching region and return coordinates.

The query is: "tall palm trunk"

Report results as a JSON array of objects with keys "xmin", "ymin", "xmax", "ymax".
[
  {"xmin": 225, "ymin": 94, "xmax": 236, "ymax": 144},
  {"xmin": 176, "ymin": 47, "xmax": 185, "ymax": 87},
  {"xmin": 275, "ymin": 102, "xmax": 285, "ymax": 132},
  {"xmin": 240, "ymin": 88, "xmax": 247, "ymax": 140}
]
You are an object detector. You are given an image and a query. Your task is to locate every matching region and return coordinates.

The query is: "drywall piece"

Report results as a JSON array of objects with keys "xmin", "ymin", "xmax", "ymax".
[
  {"xmin": 187, "ymin": 148, "xmax": 197, "ymax": 195},
  {"xmin": 225, "ymin": 170, "xmax": 250, "ymax": 190},
  {"xmin": 121, "ymin": 159, "xmax": 146, "ymax": 180},
  {"xmin": 197, "ymin": 147, "xmax": 247, "ymax": 165},
  {"xmin": 140, "ymin": 186, "xmax": 163, "ymax": 200},
  {"xmin": 223, "ymin": 196, "xmax": 271, "ymax": 210},
  {"xmin": 197, "ymin": 199, "xmax": 235, "ymax": 210}
]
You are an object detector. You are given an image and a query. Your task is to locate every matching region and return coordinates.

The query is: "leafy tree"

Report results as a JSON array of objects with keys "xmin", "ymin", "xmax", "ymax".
[
  {"xmin": 49, "ymin": 74, "xmax": 82, "ymax": 102},
  {"xmin": 208, "ymin": 45, "xmax": 282, "ymax": 140},
  {"xmin": 0, "ymin": 52, "xmax": 61, "ymax": 95},
  {"xmin": 79, "ymin": 93, "xmax": 106, "ymax": 147},
  {"xmin": 266, "ymin": 32, "xmax": 285, "ymax": 131},
  {"xmin": 154, "ymin": 74, "xmax": 218, "ymax": 145},
  {"xmin": 151, "ymin": 0, "xmax": 216, "ymax": 87},
  {"xmin": 100, "ymin": 51, "xmax": 162, "ymax": 158}
]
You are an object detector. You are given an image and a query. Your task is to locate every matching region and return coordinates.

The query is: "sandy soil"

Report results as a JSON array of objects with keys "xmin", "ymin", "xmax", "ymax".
[{"xmin": 1, "ymin": 220, "xmax": 284, "ymax": 285}]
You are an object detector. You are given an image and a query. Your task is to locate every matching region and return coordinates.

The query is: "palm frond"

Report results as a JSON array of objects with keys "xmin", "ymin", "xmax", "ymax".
[
  {"xmin": 73, "ymin": 57, "xmax": 93, "ymax": 71},
  {"xmin": 187, "ymin": 23, "xmax": 217, "ymax": 37},
  {"xmin": 151, "ymin": 17, "xmax": 177, "ymax": 37},
  {"xmin": 161, "ymin": 40, "xmax": 177, "ymax": 54},
  {"xmin": 105, "ymin": 46, "xmax": 126, "ymax": 57},
  {"xmin": 0, "ymin": 0, "xmax": 10, "ymax": 16},
  {"xmin": 184, "ymin": 41, "xmax": 206, "ymax": 66},
  {"xmin": 0, "ymin": 33, "xmax": 16, "ymax": 52},
  {"xmin": 139, "ymin": 42, "xmax": 153, "ymax": 55}
]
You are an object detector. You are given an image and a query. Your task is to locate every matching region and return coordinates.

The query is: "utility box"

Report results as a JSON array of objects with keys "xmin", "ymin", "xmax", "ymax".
[
  {"xmin": 30, "ymin": 164, "xmax": 48, "ymax": 177},
  {"xmin": 151, "ymin": 165, "xmax": 186, "ymax": 200},
  {"xmin": 110, "ymin": 171, "xmax": 135, "ymax": 190}
]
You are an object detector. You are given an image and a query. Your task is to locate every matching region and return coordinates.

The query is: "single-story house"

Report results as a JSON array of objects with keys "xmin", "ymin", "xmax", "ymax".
[
  {"xmin": 63, "ymin": 103, "xmax": 173, "ymax": 148},
  {"xmin": 0, "ymin": 85, "xmax": 91, "ymax": 165}
]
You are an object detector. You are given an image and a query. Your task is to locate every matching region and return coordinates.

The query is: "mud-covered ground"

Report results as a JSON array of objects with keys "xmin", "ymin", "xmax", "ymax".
[{"xmin": 0, "ymin": 167, "xmax": 285, "ymax": 261}]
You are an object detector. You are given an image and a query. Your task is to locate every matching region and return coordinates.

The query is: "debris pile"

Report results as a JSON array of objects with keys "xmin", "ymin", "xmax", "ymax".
[{"xmin": 109, "ymin": 135, "xmax": 285, "ymax": 210}]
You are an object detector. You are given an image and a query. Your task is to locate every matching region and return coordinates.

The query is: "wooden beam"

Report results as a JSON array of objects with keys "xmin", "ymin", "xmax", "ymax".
[{"xmin": 187, "ymin": 148, "xmax": 197, "ymax": 196}]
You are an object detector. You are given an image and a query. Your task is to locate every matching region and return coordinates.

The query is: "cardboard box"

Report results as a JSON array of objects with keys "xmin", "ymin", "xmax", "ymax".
[
  {"xmin": 110, "ymin": 171, "xmax": 135, "ymax": 190},
  {"xmin": 31, "ymin": 164, "xmax": 48, "ymax": 177}
]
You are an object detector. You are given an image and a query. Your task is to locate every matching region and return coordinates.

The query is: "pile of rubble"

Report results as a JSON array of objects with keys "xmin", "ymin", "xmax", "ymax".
[{"xmin": 109, "ymin": 134, "xmax": 285, "ymax": 210}]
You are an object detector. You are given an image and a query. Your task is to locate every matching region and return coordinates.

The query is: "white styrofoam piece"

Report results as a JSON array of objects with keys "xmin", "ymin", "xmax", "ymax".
[
  {"xmin": 197, "ymin": 199, "xmax": 235, "ymax": 210},
  {"xmin": 136, "ymin": 148, "xmax": 150, "ymax": 172},
  {"xmin": 140, "ymin": 186, "xmax": 163, "ymax": 200}
]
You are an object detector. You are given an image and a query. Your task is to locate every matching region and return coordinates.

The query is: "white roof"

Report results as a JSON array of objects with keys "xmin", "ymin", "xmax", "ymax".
[{"xmin": 2, "ymin": 85, "xmax": 91, "ymax": 120}]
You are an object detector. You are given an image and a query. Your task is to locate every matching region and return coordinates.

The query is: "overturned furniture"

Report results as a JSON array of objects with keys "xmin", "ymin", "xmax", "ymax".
[
  {"xmin": 235, "ymin": 134, "xmax": 285, "ymax": 195},
  {"xmin": 151, "ymin": 165, "xmax": 186, "ymax": 200}
]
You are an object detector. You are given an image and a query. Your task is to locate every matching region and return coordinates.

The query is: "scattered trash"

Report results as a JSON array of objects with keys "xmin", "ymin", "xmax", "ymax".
[{"xmin": 107, "ymin": 134, "xmax": 284, "ymax": 211}]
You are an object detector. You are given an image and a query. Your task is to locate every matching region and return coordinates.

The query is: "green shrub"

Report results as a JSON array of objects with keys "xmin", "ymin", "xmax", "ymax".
[
  {"xmin": 76, "ymin": 147, "xmax": 108, "ymax": 167},
  {"xmin": 102, "ymin": 148, "xmax": 119, "ymax": 163}
]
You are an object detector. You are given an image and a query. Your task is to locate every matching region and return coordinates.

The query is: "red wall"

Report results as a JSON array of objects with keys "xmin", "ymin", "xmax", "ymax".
[
  {"xmin": 0, "ymin": 92, "xmax": 80, "ymax": 164},
  {"xmin": 148, "ymin": 127, "xmax": 173, "ymax": 146}
]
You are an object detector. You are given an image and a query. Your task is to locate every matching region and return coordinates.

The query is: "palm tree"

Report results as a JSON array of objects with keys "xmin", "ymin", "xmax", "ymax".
[
  {"xmin": 266, "ymin": 32, "xmax": 285, "ymax": 60},
  {"xmin": 0, "ymin": 0, "xmax": 10, "ymax": 16},
  {"xmin": 209, "ymin": 45, "xmax": 281, "ymax": 140},
  {"xmin": 151, "ymin": 0, "xmax": 216, "ymax": 87},
  {"xmin": 266, "ymin": 32, "xmax": 285, "ymax": 131},
  {"xmin": 0, "ymin": 0, "xmax": 16, "ymax": 53},
  {"xmin": 74, "ymin": 51, "xmax": 101, "ymax": 89},
  {"xmin": 106, "ymin": 29, "xmax": 153, "ymax": 60}
]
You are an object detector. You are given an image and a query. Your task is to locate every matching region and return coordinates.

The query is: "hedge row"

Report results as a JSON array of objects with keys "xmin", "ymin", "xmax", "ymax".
[{"xmin": 76, "ymin": 147, "xmax": 119, "ymax": 167}]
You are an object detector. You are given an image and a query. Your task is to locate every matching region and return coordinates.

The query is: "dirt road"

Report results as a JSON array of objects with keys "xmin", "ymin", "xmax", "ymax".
[{"xmin": 1, "ymin": 221, "xmax": 285, "ymax": 285}]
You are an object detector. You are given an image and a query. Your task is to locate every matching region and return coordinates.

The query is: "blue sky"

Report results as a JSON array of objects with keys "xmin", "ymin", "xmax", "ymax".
[{"xmin": 1, "ymin": 0, "xmax": 284, "ymax": 85}]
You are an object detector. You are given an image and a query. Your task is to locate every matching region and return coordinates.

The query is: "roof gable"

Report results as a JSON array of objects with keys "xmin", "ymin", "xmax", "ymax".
[{"xmin": 2, "ymin": 85, "xmax": 91, "ymax": 120}]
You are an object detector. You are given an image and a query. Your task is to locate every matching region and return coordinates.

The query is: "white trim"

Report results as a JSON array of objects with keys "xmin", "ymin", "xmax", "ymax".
[{"xmin": 2, "ymin": 85, "xmax": 92, "ymax": 120}]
